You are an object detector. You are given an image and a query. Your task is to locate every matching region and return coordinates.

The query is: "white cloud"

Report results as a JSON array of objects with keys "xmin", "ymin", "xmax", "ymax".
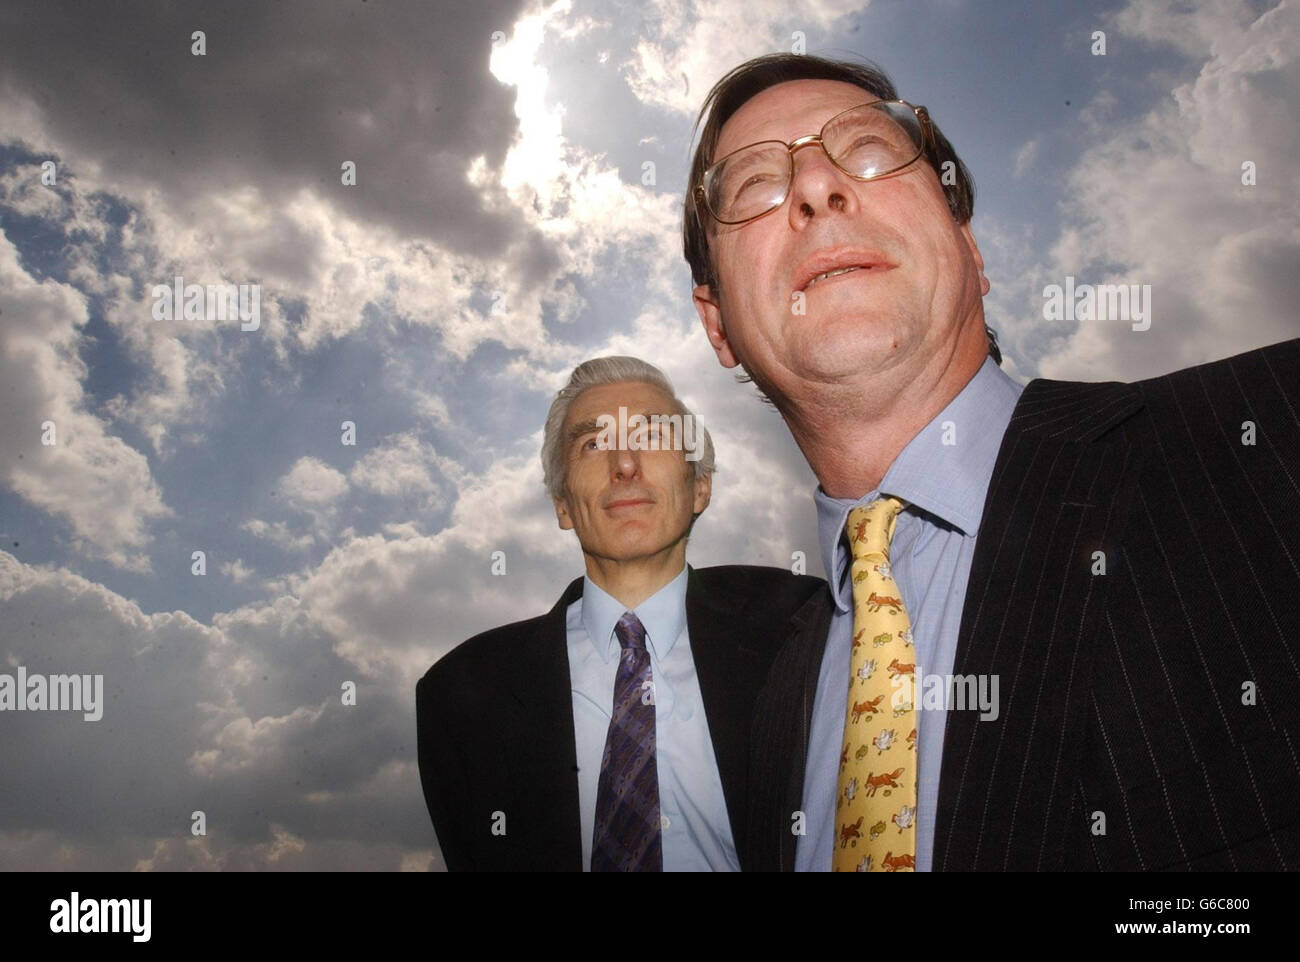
[
  {"xmin": 287, "ymin": 490, "xmax": 574, "ymax": 689},
  {"xmin": 0, "ymin": 532, "xmax": 521, "ymax": 869},
  {"xmin": 1013, "ymin": 138, "xmax": 1039, "ymax": 177},
  {"xmin": 1033, "ymin": 0, "xmax": 1300, "ymax": 381},
  {"xmin": 279, "ymin": 456, "xmax": 349, "ymax": 508},
  {"xmin": 220, "ymin": 558, "xmax": 255, "ymax": 584},
  {"xmin": 241, "ymin": 518, "xmax": 315, "ymax": 552},
  {"xmin": 0, "ymin": 232, "xmax": 172, "ymax": 572},
  {"xmin": 1113, "ymin": 0, "xmax": 1263, "ymax": 58},
  {"xmin": 188, "ymin": 704, "xmax": 326, "ymax": 779},
  {"xmin": 622, "ymin": 0, "xmax": 867, "ymax": 115},
  {"xmin": 349, "ymin": 432, "xmax": 447, "ymax": 502}
]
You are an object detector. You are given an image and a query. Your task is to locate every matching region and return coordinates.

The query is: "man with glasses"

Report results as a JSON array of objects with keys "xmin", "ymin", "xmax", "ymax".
[{"xmin": 684, "ymin": 53, "xmax": 1300, "ymax": 872}]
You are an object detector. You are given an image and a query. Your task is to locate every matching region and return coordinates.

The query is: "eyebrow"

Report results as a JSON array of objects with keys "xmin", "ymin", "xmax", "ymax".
[
  {"xmin": 566, "ymin": 418, "xmax": 603, "ymax": 442},
  {"xmin": 725, "ymin": 147, "xmax": 777, "ymax": 171},
  {"xmin": 719, "ymin": 99, "xmax": 890, "ymax": 155}
]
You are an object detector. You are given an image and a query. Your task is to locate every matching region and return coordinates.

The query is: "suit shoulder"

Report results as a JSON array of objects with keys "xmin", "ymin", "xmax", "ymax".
[
  {"xmin": 1128, "ymin": 337, "xmax": 1300, "ymax": 438},
  {"xmin": 692, "ymin": 564, "xmax": 827, "ymax": 609},
  {"xmin": 1136, "ymin": 337, "xmax": 1300, "ymax": 393},
  {"xmin": 417, "ymin": 609, "xmax": 555, "ymax": 698}
]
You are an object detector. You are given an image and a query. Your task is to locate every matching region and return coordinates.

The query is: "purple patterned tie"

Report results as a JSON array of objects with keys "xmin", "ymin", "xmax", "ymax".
[{"xmin": 591, "ymin": 610, "xmax": 663, "ymax": 872}]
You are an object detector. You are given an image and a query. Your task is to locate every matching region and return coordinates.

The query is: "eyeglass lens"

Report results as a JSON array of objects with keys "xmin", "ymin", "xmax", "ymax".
[{"xmin": 707, "ymin": 102, "xmax": 922, "ymax": 223}]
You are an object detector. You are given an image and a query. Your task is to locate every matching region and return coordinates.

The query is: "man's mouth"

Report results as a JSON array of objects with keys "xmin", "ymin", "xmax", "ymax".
[
  {"xmin": 794, "ymin": 250, "xmax": 896, "ymax": 293},
  {"xmin": 804, "ymin": 265, "xmax": 871, "ymax": 291},
  {"xmin": 605, "ymin": 498, "xmax": 653, "ymax": 510}
]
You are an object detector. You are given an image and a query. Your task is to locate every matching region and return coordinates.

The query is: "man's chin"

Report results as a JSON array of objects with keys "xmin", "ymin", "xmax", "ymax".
[
  {"xmin": 583, "ymin": 527, "xmax": 689, "ymax": 565},
  {"xmin": 793, "ymin": 320, "xmax": 908, "ymax": 377}
]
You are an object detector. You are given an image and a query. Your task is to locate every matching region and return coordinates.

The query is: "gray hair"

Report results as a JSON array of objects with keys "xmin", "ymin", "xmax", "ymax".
[{"xmin": 541, "ymin": 356, "xmax": 717, "ymax": 501}]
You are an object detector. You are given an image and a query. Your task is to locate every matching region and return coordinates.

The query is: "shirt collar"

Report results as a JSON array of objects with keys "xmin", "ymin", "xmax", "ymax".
[
  {"xmin": 580, "ymin": 564, "xmax": 689, "ymax": 662},
  {"xmin": 815, "ymin": 355, "xmax": 1025, "ymax": 611}
]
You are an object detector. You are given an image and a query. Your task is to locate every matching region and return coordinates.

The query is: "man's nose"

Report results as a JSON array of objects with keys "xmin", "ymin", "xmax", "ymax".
[
  {"xmin": 611, "ymin": 444, "xmax": 641, "ymax": 479},
  {"xmin": 787, "ymin": 141, "xmax": 859, "ymax": 226}
]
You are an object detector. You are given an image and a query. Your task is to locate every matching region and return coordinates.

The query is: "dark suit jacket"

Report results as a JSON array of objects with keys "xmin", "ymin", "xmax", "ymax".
[
  {"xmin": 416, "ymin": 564, "xmax": 826, "ymax": 871},
  {"xmin": 748, "ymin": 337, "xmax": 1300, "ymax": 870}
]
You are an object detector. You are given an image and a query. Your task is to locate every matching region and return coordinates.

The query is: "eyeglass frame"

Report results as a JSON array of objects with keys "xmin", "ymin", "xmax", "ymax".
[{"xmin": 692, "ymin": 99, "xmax": 935, "ymax": 227}]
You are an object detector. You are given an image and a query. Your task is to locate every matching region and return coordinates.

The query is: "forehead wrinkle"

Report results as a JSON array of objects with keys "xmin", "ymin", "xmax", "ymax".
[
  {"xmin": 569, "ymin": 407, "xmax": 681, "ymax": 439},
  {"xmin": 716, "ymin": 81, "xmax": 883, "ymax": 160}
]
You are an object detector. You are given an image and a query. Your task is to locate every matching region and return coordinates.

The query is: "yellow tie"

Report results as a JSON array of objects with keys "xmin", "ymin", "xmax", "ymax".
[{"xmin": 833, "ymin": 497, "xmax": 917, "ymax": 872}]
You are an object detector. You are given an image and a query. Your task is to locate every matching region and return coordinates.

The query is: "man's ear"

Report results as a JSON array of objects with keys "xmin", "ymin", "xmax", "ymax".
[
  {"xmin": 553, "ymin": 496, "xmax": 574, "ymax": 531},
  {"xmin": 692, "ymin": 469, "xmax": 712, "ymax": 515},
  {"xmin": 959, "ymin": 222, "xmax": 990, "ymax": 296},
  {"xmin": 693, "ymin": 283, "xmax": 739, "ymax": 369}
]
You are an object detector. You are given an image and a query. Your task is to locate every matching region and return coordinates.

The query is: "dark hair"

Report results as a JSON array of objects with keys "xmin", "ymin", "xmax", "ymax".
[{"xmin": 682, "ymin": 53, "xmax": 1001, "ymax": 367}]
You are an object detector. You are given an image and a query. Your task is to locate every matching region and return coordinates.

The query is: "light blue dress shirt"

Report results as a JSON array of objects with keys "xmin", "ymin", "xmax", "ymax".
[
  {"xmin": 566, "ymin": 565, "xmax": 740, "ymax": 871},
  {"xmin": 795, "ymin": 355, "xmax": 1025, "ymax": 871}
]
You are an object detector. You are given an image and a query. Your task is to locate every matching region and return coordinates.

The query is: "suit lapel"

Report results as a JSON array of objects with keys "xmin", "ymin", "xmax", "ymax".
[
  {"xmin": 496, "ymin": 568, "xmax": 826, "ymax": 870},
  {"xmin": 777, "ymin": 587, "xmax": 836, "ymax": 871},
  {"xmin": 686, "ymin": 566, "xmax": 771, "ymax": 862},
  {"xmin": 502, "ymin": 577, "xmax": 584, "ymax": 870},
  {"xmin": 934, "ymin": 377, "xmax": 1146, "ymax": 870}
]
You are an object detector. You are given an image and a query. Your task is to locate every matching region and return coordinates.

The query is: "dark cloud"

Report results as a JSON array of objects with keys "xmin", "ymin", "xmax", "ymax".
[{"xmin": 0, "ymin": 0, "xmax": 553, "ymax": 272}]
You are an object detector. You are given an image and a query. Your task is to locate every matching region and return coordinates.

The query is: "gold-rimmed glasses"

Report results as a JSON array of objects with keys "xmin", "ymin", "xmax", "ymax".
[{"xmin": 695, "ymin": 100, "xmax": 934, "ymax": 226}]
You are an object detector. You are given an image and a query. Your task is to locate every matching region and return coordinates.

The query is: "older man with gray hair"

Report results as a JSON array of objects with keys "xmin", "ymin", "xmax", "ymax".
[{"xmin": 417, "ymin": 355, "xmax": 826, "ymax": 871}]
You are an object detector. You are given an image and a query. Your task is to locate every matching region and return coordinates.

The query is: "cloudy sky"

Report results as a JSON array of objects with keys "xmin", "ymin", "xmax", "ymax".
[{"xmin": 0, "ymin": 0, "xmax": 1295, "ymax": 870}]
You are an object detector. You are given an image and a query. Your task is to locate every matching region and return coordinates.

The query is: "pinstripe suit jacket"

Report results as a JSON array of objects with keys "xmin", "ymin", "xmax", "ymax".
[{"xmin": 747, "ymin": 337, "xmax": 1300, "ymax": 871}]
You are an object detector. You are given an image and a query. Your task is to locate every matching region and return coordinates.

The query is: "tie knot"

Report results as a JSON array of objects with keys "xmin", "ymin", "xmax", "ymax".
[
  {"xmin": 845, "ymin": 497, "xmax": 905, "ymax": 561},
  {"xmin": 614, "ymin": 611, "xmax": 647, "ymax": 651}
]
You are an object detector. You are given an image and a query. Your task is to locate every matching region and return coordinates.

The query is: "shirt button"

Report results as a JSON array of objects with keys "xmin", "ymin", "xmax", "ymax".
[{"xmin": 660, "ymin": 815, "xmax": 671, "ymax": 829}]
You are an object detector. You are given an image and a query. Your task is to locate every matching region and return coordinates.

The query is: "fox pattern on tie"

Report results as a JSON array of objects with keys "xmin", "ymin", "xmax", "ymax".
[{"xmin": 834, "ymin": 497, "xmax": 917, "ymax": 872}]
